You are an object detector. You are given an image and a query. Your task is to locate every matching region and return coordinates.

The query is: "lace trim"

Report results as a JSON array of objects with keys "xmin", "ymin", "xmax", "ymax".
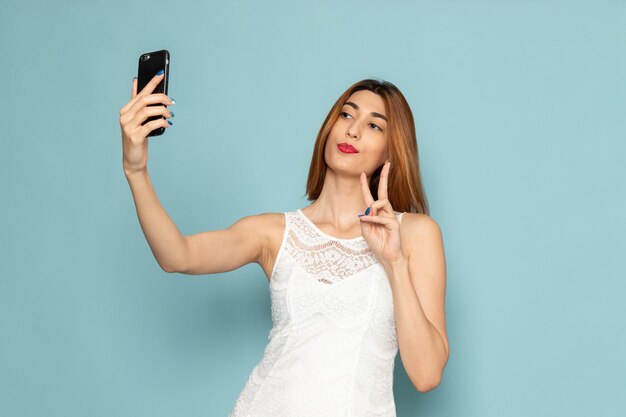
[{"xmin": 283, "ymin": 210, "xmax": 401, "ymax": 285}]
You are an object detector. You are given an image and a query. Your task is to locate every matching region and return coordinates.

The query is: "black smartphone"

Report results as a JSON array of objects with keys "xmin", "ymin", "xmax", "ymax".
[{"xmin": 137, "ymin": 49, "xmax": 170, "ymax": 137}]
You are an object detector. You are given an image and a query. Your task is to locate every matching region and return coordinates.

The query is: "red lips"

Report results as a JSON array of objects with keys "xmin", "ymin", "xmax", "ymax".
[{"xmin": 337, "ymin": 143, "xmax": 358, "ymax": 153}]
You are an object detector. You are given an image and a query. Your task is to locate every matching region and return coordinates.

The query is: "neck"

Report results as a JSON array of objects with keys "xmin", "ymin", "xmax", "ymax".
[{"xmin": 304, "ymin": 169, "xmax": 371, "ymax": 229}]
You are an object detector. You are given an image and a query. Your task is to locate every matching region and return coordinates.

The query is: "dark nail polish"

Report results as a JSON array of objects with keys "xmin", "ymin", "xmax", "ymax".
[
  {"xmin": 156, "ymin": 69, "xmax": 164, "ymax": 76},
  {"xmin": 167, "ymin": 120, "xmax": 173, "ymax": 125},
  {"xmin": 364, "ymin": 207, "xmax": 371, "ymax": 215}
]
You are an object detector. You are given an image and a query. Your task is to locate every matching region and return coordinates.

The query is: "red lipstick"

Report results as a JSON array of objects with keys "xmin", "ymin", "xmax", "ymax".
[{"xmin": 337, "ymin": 143, "xmax": 358, "ymax": 153}]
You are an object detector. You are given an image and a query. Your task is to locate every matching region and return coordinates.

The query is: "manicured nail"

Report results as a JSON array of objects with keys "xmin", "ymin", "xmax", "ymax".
[
  {"xmin": 364, "ymin": 207, "xmax": 371, "ymax": 216},
  {"xmin": 169, "ymin": 111, "xmax": 174, "ymax": 117},
  {"xmin": 358, "ymin": 214, "xmax": 365, "ymax": 217},
  {"xmin": 169, "ymin": 97, "xmax": 176, "ymax": 104},
  {"xmin": 167, "ymin": 120, "xmax": 173, "ymax": 125},
  {"xmin": 133, "ymin": 76, "xmax": 137, "ymax": 80},
  {"xmin": 156, "ymin": 69, "xmax": 164, "ymax": 76}
]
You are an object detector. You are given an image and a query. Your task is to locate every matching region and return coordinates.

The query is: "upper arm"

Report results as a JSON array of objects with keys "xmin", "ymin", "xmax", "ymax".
[
  {"xmin": 403, "ymin": 213, "xmax": 450, "ymax": 360},
  {"xmin": 178, "ymin": 213, "xmax": 269, "ymax": 275}
]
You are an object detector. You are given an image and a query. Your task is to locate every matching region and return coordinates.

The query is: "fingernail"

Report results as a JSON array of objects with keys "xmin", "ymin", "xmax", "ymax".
[
  {"xmin": 169, "ymin": 111, "xmax": 174, "ymax": 117},
  {"xmin": 364, "ymin": 207, "xmax": 371, "ymax": 216},
  {"xmin": 358, "ymin": 214, "xmax": 364, "ymax": 217},
  {"xmin": 156, "ymin": 69, "xmax": 164, "ymax": 76},
  {"xmin": 167, "ymin": 120, "xmax": 173, "ymax": 125},
  {"xmin": 133, "ymin": 76, "xmax": 137, "ymax": 80},
  {"xmin": 169, "ymin": 97, "xmax": 176, "ymax": 104}
]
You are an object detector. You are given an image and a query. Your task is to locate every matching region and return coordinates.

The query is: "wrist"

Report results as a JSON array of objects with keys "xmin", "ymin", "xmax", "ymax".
[{"xmin": 383, "ymin": 255, "xmax": 408, "ymax": 275}]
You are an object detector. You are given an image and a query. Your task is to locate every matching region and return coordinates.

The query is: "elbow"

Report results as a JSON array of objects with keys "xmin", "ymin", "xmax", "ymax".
[
  {"xmin": 161, "ymin": 263, "xmax": 180, "ymax": 274},
  {"xmin": 412, "ymin": 373, "xmax": 442, "ymax": 393},
  {"xmin": 413, "ymin": 378, "xmax": 441, "ymax": 392},
  {"xmin": 412, "ymin": 345, "xmax": 450, "ymax": 392}
]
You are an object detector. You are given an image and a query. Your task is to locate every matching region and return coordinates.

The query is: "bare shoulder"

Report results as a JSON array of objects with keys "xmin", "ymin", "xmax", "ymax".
[
  {"xmin": 230, "ymin": 211, "xmax": 285, "ymax": 246},
  {"xmin": 234, "ymin": 211, "xmax": 284, "ymax": 230},
  {"xmin": 401, "ymin": 212, "xmax": 442, "ymax": 234},
  {"xmin": 232, "ymin": 211, "xmax": 286, "ymax": 280},
  {"xmin": 399, "ymin": 213, "xmax": 443, "ymax": 257}
]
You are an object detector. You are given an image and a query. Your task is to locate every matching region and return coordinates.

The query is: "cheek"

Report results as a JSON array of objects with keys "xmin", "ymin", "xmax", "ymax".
[
  {"xmin": 329, "ymin": 121, "xmax": 343, "ymax": 136},
  {"xmin": 373, "ymin": 139, "xmax": 388, "ymax": 161}
]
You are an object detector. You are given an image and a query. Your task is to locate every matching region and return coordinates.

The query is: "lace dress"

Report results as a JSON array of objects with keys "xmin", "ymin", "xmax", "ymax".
[{"xmin": 228, "ymin": 208, "xmax": 405, "ymax": 417}]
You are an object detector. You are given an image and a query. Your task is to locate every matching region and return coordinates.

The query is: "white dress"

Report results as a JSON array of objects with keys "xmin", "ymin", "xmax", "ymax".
[{"xmin": 228, "ymin": 208, "xmax": 405, "ymax": 417}]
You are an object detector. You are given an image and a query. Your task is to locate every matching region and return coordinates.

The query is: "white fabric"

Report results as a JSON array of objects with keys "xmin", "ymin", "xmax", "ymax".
[{"xmin": 228, "ymin": 208, "xmax": 404, "ymax": 417}]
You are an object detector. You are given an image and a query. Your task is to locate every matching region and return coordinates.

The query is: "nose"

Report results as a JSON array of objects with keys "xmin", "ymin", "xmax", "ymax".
[{"xmin": 346, "ymin": 122, "xmax": 360, "ymax": 139}]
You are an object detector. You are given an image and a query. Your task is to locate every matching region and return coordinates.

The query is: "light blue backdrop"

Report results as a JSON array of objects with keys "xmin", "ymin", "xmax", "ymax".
[{"xmin": 1, "ymin": 0, "xmax": 624, "ymax": 416}]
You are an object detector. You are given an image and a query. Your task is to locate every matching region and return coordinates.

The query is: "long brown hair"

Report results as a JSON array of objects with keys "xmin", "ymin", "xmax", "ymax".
[{"xmin": 304, "ymin": 79, "xmax": 430, "ymax": 215}]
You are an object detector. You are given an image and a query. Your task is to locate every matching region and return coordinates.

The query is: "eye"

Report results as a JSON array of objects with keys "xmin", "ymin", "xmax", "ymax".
[
  {"xmin": 369, "ymin": 122, "xmax": 383, "ymax": 132},
  {"xmin": 340, "ymin": 111, "xmax": 352, "ymax": 119}
]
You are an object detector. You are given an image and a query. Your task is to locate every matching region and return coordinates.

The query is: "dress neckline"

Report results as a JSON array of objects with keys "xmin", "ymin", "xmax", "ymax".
[{"xmin": 296, "ymin": 208, "xmax": 365, "ymax": 242}]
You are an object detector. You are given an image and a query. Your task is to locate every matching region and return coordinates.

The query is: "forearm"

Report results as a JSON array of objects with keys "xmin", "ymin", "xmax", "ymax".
[
  {"xmin": 125, "ymin": 169, "xmax": 187, "ymax": 272},
  {"xmin": 385, "ymin": 258, "xmax": 448, "ymax": 390}
]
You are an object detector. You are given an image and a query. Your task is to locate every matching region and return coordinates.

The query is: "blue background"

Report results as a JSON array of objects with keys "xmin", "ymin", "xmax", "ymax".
[{"xmin": 1, "ymin": 0, "xmax": 625, "ymax": 416}]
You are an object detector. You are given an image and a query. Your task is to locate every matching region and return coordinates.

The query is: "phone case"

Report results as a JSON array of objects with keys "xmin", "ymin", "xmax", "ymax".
[{"xmin": 137, "ymin": 50, "xmax": 170, "ymax": 137}]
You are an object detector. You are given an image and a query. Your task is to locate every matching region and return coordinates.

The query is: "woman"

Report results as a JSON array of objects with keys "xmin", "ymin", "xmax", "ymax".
[{"xmin": 119, "ymin": 73, "xmax": 450, "ymax": 416}]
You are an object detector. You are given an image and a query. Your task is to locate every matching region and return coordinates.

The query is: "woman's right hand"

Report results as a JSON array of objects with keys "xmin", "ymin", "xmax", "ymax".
[{"xmin": 119, "ymin": 71, "xmax": 174, "ymax": 176}]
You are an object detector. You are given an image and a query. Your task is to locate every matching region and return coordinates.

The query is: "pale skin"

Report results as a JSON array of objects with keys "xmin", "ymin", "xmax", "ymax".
[{"xmin": 119, "ymin": 74, "xmax": 449, "ymax": 392}]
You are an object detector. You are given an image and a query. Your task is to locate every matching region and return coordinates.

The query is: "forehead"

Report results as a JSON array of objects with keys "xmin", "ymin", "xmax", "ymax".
[{"xmin": 345, "ymin": 90, "xmax": 386, "ymax": 115}]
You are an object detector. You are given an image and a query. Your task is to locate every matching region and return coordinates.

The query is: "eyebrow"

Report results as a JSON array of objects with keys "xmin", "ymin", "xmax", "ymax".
[{"xmin": 344, "ymin": 101, "xmax": 388, "ymax": 122}]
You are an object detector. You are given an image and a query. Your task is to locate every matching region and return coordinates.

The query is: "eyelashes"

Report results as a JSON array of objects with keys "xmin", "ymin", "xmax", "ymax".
[{"xmin": 340, "ymin": 111, "xmax": 383, "ymax": 132}]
